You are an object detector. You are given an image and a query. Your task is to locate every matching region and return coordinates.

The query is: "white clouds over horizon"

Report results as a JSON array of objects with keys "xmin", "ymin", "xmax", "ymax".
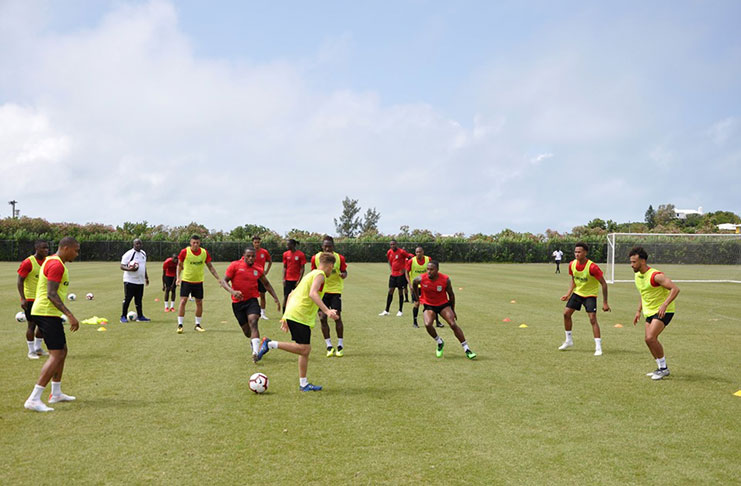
[{"xmin": 1, "ymin": 0, "xmax": 739, "ymax": 235}]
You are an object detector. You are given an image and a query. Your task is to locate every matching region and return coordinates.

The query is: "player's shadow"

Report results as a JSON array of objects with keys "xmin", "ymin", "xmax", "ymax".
[
  {"xmin": 671, "ymin": 372, "xmax": 735, "ymax": 384},
  {"xmin": 323, "ymin": 386, "xmax": 408, "ymax": 397},
  {"xmin": 72, "ymin": 353, "xmax": 107, "ymax": 360},
  {"xmin": 75, "ymin": 397, "xmax": 158, "ymax": 409}
]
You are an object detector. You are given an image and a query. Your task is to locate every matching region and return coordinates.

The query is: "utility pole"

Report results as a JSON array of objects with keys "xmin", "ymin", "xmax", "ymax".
[{"xmin": 8, "ymin": 200, "xmax": 18, "ymax": 218}]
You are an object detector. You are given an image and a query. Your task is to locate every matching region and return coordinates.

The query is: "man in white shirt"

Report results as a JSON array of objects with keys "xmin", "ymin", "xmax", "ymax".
[
  {"xmin": 552, "ymin": 249, "xmax": 564, "ymax": 274},
  {"xmin": 120, "ymin": 239, "xmax": 150, "ymax": 322}
]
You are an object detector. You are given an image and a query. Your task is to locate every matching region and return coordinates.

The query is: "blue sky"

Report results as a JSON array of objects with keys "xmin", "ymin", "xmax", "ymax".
[{"xmin": 1, "ymin": 0, "xmax": 739, "ymax": 235}]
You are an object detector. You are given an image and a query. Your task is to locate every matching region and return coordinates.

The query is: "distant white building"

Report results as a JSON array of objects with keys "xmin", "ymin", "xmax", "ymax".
[
  {"xmin": 717, "ymin": 223, "xmax": 741, "ymax": 232},
  {"xmin": 674, "ymin": 206, "xmax": 703, "ymax": 219}
]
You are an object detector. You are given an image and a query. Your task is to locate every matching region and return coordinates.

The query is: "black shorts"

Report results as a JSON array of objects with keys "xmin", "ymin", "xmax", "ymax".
[
  {"xmin": 646, "ymin": 312, "xmax": 674, "ymax": 326},
  {"xmin": 286, "ymin": 319, "xmax": 311, "ymax": 344},
  {"xmin": 232, "ymin": 298, "xmax": 261, "ymax": 326},
  {"xmin": 321, "ymin": 293, "xmax": 342, "ymax": 312},
  {"xmin": 423, "ymin": 303, "xmax": 452, "ymax": 315},
  {"xmin": 258, "ymin": 280, "xmax": 266, "ymax": 293},
  {"xmin": 566, "ymin": 294, "xmax": 597, "ymax": 313},
  {"xmin": 31, "ymin": 315, "xmax": 66, "ymax": 350},
  {"xmin": 180, "ymin": 281, "xmax": 204, "ymax": 300},
  {"xmin": 164, "ymin": 276, "xmax": 176, "ymax": 290},
  {"xmin": 284, "ymin": 280, "xmax": 297, "ymax": 299},
  {"xmin": 389, "ymin": 275, "xmax": 408, "ymax": 289}
]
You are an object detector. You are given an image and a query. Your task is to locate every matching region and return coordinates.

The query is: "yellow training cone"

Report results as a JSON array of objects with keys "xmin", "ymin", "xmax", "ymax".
[
  {"xmin": 97, "ymin": 327, "xmax": 107, "ymax": 332},
  {"xmin": 733, "ymin": 390, "xmax": 741, "ymax": 397},
  {"xmin": 614, "ymin": 324, "xmax": 623, "ymax": 328},
  {"xmin": 519, "ymin": 324, "xmax": 528, "ymax": 328}
]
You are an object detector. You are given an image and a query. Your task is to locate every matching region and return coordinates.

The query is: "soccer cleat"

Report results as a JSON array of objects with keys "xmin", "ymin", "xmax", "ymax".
[
  {"xmin": 465, "ymin": 349, "xmax": 477, "ymax": 360},
  {"xmin": 252, "ymin": 353, "xmax": 258, "ymax": 364},
  {"xmin": 378, "ymin": 310, "xmax": 389, "ymax": 316},
  {"xmin": 435, "ymin": 321, "xmax": 444, "ymax": 328},
  {"xmin": 335, "ymin": 346, "xmax": 344, "ymax": 357},
  {"xmin": 194, "ymin": 325, "xmax": 206, "ymax": 332},
  {"xmin": 326, "ymin": 347, "xmax": 335, "ymax": 357},
  {"xmin": 300, "ymin": 383, "xmax": 323, "ymax": 391},
  {"xmin": 260, "ymin": 313, "xmax": 269, "ymax": 320},
  {"xmin": 412, "ymin": 321, "xmax": 419, "ymax": 328},
  {"xmin": 558, "ymin": 341, "xmax": 574, "ymax": 350},
  {"xmin": 120, "ymin": 317, "xmax": 128, "ymax": 323},
  {"xmin": 256, "ymin": 338, "xmax": 271, "ymax": 361},
  {"xmin": 436, "ymin": 341, "xmax": 444, "ymax": 358},
  {"xmin": 177, "ymin": 325, "xmax": 184, "ymax": 334},
  {"xmin": 24, "ymin": 399, "xmax": 54, "ymax": 412},
  {"xmin": 48, "ymin": 393, "xmax": 76, "ymax": 403},
  {"xmin": 396, "ymin": 311, "xmax": 403, "ymax": 317},
  {"xmin": 646, "ymin": 369, "xmax": 661, "ymax": 377},
  {"xmin": 137, "ymin": 316, "xmax": 151, "ymax": 322},
  {"xmin": 651, "ymin": 368, "xmax": 670, "ymax": 380},
  {"xmin": 36, "ymin": 348, "xmax": 49, "ymax": 356},
  {"xmin": 27, "ymin": 352, "xmax": 40, "ymax": 360},
  {"xmin": 594, "ymin": 348, "xmax": 603, "ymax": 356}
]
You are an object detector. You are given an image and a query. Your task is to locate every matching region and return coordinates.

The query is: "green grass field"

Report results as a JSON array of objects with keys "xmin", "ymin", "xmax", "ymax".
[{"xmin": 1, "ymin": 262, "xmax": 740, "ymax": 485}]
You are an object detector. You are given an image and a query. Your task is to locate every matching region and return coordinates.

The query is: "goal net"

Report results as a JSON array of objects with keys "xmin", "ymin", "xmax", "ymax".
[{"xmin": 606, "ymin": 233, "xmax": 741, "ymax": 283}]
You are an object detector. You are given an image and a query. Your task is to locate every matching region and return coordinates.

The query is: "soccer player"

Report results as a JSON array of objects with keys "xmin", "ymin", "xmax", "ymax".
[
  {"xmin": 379, "ymin": 239, "xmax": 412, "ymax": 317},
  {"xmin": 252, "ymin": 236, "xmax": 272, "ymax": 320},
  {"xmin": 119, "ymin": 238, "xmax": 150, "ymax": 323},
  {"xmin": 282, "ymin": 239, "xmax": 306, "ymax": 310},
  {"xmin": 629, "ymin": 246, "xmax": 680, "ymax": 380},
  {"xmin": 256, "ymin": 252, "xmax": 340, "ymax": 391},
  {"xmin": 162, "ymin": 253, "xmax": 178, "ymax": 312},
  {"xmin": 558, "ymin": 242, "xmax": 610, "ymax": 356},
  {"xmin": 17, "ymin": 240, "xmax": 50, "ymax": 359},
  {"xmin": 310, "ymin": 236, "xmax": 348, "ymax": 357},
  {"xmin": 175, "ymin": 235, "xmax": 224, "ymax": 333},
  {"xmin": 552, "ymin": 248, "xmax": 564, "ymax": 274},
  {"xmin": 223, "ymin": 248, "xmax": 281, "ymax": 362},
  {"xmin": 411, "ymin": 260, "xmax": 477, "ymax": 359},
  {"xmin": 405, "ymin": 246, "xmax": 441, "ymax": 329},
  {"xmin": 24, "ymin": 237, "xmax": 80, "ymax": 412}
]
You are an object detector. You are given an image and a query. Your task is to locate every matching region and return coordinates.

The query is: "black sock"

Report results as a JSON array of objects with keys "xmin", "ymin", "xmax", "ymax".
[
  {"xmin": 385, "ymin": 294, "xmax": 393, "ymax": 312},
  {"xmin": 413, "ymin": 307, "xmax": 418, "ymax": 322}
]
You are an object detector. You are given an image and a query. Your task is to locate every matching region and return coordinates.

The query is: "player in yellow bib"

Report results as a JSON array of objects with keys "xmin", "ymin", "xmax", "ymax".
[
  {"xmin": 17, "ymin": 240, "xmax": 50, "ymax": 359},
  {"xmin": 175, "ymin": 234, "xmax": 226, "ymax": 333},
  {"xmin": 256, "ymin": 252, "xmax": 339, "ymax": 391},
  {"xmin": 559, "ymin": 242, "xmax": 610, "ymax": 355},
  {"xmin": 311, "ymin": 236, "xmax": 348, "ymax": 357},
  {"xmin": 24, "ymin": 237, "xmax": 80, "ymax": 412},
  {"xmin": 629, "ymin": 246, "xmax": 680, "ymax": 380}
]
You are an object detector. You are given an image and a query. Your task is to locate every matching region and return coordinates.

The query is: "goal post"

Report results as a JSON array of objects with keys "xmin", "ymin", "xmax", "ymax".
[{"xmin": 606, "ymin": 233, "xmax": 741, "ymax": 283}]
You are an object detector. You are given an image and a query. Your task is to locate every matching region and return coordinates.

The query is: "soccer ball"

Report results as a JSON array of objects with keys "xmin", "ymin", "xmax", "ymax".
[
  {"xmin": 68, "ymin": 293, "xmax": 76, "ymax": 301},
  {"xmin": 128, "ymin": 262, "xmax": 139, "ymax": 270},
  {"xmin": 127, "ymin": 311, "xmax": 138, "ymax": 321},
  {"xmin": 61, "ymin": 315, "xmax": 68, "ymax": 323},
  {"xmin": 249, "ymin": 373, "xmax": 269, "ymax": 394},
  {"xmin": 16, "ymin": 311, "xmax": 26, "ymax": 322},
  {"xmin": 86, "ymin": 292, "xmax": 94, "ymax": 300}
]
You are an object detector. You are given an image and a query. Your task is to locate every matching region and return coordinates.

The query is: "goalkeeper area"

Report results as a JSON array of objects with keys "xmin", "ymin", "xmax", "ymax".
[{"xmin": 606, "ymin": 233, "xmax": 741, "ymax": 283}]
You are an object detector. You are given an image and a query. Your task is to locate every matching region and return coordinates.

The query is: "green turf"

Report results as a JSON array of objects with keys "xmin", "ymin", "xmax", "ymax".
[{"xmin": 1, "ymin": 262, "xmax": 740, "ymax": 485}]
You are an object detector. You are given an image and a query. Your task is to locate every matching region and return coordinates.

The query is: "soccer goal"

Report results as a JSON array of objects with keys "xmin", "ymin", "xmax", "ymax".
[{"xmin": 606, "ymin": 233, "xmax": 741, "ymax": 283}]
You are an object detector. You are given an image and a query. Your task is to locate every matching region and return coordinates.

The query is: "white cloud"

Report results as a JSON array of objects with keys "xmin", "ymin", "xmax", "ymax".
[{"xmin": 706, "ymin": 117, "xmax": 737, "ymax": 146}]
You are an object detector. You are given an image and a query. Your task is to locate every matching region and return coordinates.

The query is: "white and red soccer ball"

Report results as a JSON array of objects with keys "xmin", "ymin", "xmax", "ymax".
[{"xmin": 249, "ymin": 373, "xmax": 269, "ymax": 394}]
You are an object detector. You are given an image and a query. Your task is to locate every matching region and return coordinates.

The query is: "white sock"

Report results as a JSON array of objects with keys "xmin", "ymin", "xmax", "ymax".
[
  {"xmin": 251, "ymin": 338, "xmax": 260, "ymax": 355},
  {"xmin": 565, "ymin": 331, "xmax": 573, "ymax": 342},
  {"xmin": 325, "ymin": 338, "xmax": 332, "ymax": 348},
  {"xmin": 595, "ymin": 338, "xmax": 602, "ymax": 348},
  {"xmin": 177, "ymin": 316, "xmax": 184, "ymax": 325},
  {"xmin": 164, "ymin": 305, "xmax": 168, "ymax": 310},
  {"xmin": 169, "ymin": 301, "xmax": 174, "ymax": 309},
  {"xmin": 337, "ymin": 338, "xmax": 343, "ymax": 348},
  {"xmin": 435, "ymin": 336, "xmax": 443, "ymax": 345},
  {"xmin": 29, "ymin": 384, "xmax": 45, "ymax": 401},
  {"xmin": 34, "ymin": 337, "xmax": 44, "ymax": 351},
  {"xmin": 27, "ymin": 341, "xmax": 36, "ymax": 353},
  {"xmin": 195, "ymin": 317, "xmax": 201, "ymax": 326},
  {"xmin": 299, "ymin": 377, "xmax": 308, "ymax": 387},
  {"xmin": 461, "ymin": 340, "xmax": 470, "ymax": 351},
  {"xmin": 260, "ymin": 308, "xmax": 266, "ymax": 316},
  {"xmin": 657, "ymin": 357, "xmax": 667, "ymax": 369},
  {"xmin": 51, "ymin": 381, "xmax": 62, "ymax": 396},
  {"xmin": 268, "ymin": 341, "xmax": 279, "ymax": 350}
]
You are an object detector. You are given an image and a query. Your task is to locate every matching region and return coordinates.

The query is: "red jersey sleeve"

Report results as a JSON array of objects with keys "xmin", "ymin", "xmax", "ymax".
[
  {"xmin": 44, "ymin": 260, "xmax": 65, "ymax": 283},
  {"xmin": 386, "ymin": 249, "xmax": 393, "ymax": 263},
  {"xmin": 162, "ymin": 259, "xmax": 169, "ymax": 271},
  {"xmin": 589, "ymin": 263, "xmax": 603, "ymax": 280},
  {"xmin": 339, "ymin": 254, "xmax": 347, "ymax": 272},
  {"xmin": 225, "ymin": 261, "xmax": 237, "ymax": 280},
  {"xmin": 311, "ymin": 255, "xmax": 317, "ymax": 270},
  {"xmin": 299, "ymin": 252, "xmax": 306, "ymax": 266},
  {"xmin": 650, "ymin": 271, "xmax": 663, "ymax": 287},
  {"xmin": 178, "ymin": 249, "xmax": 187, "ymax": 262},
  {"xmin": 18, "ymin": 258, "xmax": 32, "ymax": 278},
  {"xmin": 264, "ymin": 250, "xmax": 272, "ymax": 262},
  {"xmin": 405, "ymin": 259, "xmax": 412, "ymax": 271},
  {"xmin": 282, "ymin": 252, "xmax": 289, "ymax": 266},
  {"xmin": 568, "ymin": 260, "xmax": 574, "ymax": 276},
  {"xmin": 204, "ymin": 249, "xmax": 212, "ymax": 263}
]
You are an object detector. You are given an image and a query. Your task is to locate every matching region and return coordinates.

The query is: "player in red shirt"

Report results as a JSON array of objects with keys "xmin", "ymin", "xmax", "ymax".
[
  {"xmin": 282, "ymin": 239, "xmax": 306, "ymax": 310},
  {"xmin": 411, "ymin": 260, "xmax": 477, "ymax": 359},
  {"xmin": 379, "ymin": 240, "xmax": 412, "ymax": 317},
  {"xmin": 17, "ymin": 240, "xmax": 50, "ymax": 359},
  {"xmin": 223, "ymin": 248, "xmax": 281, "ymax": 362},
  {"xmin": 252, "ymin": 236, "xmax": 273, "ymax": 319},
  {"xmin": 161, "ymin": 253, "xmax": 178, "ymax": 312}
]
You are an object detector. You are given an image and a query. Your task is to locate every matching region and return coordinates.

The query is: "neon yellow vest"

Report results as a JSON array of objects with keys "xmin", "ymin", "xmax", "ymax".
[
  {"xmin": 314, "ymin": 251, "xmax": 343, "ymax": 294},
  {"xmin": 571, "ymin": 259, "xmax": 600, "ymax": 297},
  {"xmin": 182, "ymin": 247, "xmax": 208, "ymax": 283},
  {"xmin": 23, "ymin": 255, "xmax": 43, "ymax": 300},
  {"xmin": 409, "ymin": 255, "xmax": 430, "ymax": 281},
  {"xmin": 31, "ymin": 255, "xmax": 69, "ymax": 317},
  {"xmin": 283, "ymin": 269, "xmax": 326, "ymax": 327},
  {"xmin": 635, "ymin": 267, "xmax": 675, "ymax": 317}
]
